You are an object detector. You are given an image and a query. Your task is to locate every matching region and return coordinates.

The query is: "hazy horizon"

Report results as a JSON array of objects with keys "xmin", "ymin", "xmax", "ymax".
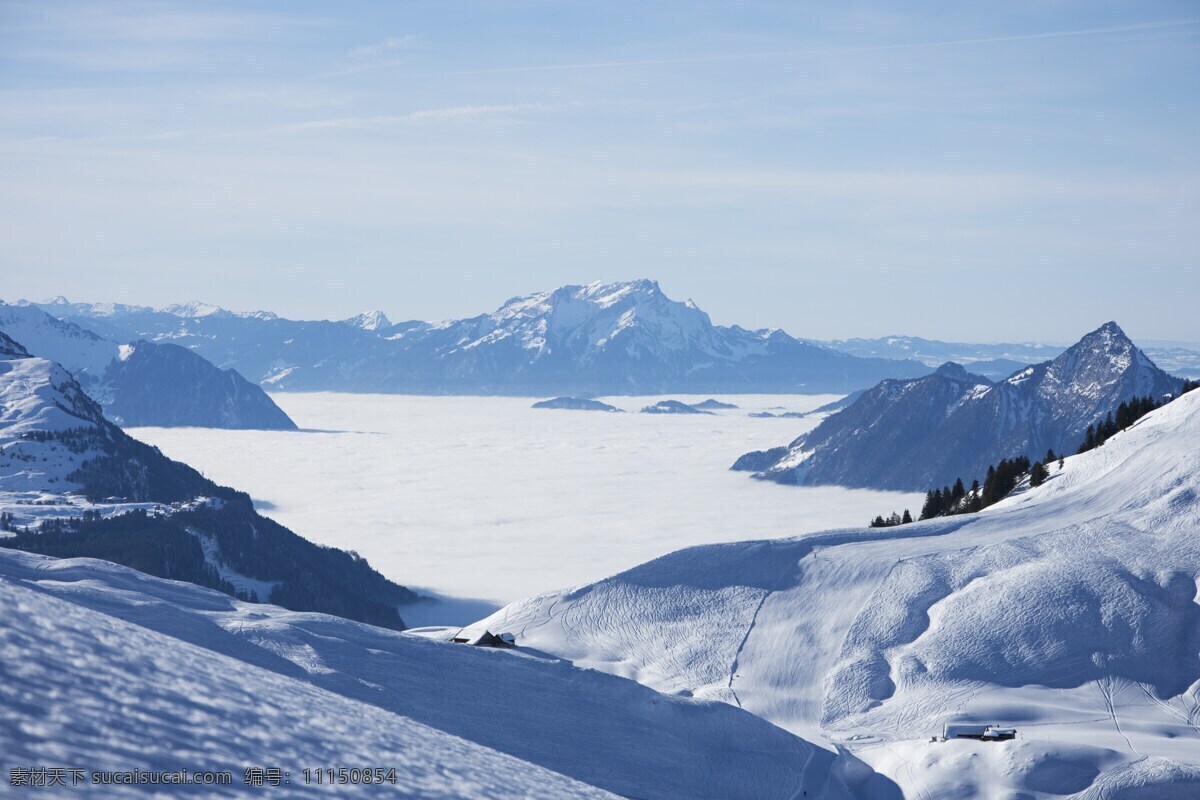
[{"xmin": 7, "ymin": 284, "xmax": 1199, "ymax": 349}]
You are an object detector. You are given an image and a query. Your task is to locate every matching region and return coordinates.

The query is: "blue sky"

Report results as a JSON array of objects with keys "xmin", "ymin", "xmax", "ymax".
[{"xmin": 2, "ymin": 1, "xmax": 1197, "ymax": 342}]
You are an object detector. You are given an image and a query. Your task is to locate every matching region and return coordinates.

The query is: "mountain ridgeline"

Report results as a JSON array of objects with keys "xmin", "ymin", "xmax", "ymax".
[
  {"xmin": 22, "ymin": 282, "xmax": 930, "ymax": 395},
  {"xmin": 0, "ymin": 302, "xmax": 296, "ymax": 430},
  {"xmin": 0, "ymin": 341, "xmax": 415, "ymax": 628},
  {"xmin": 810, "ymin": 333, "xmax": 1200, "ymax": 380},
  {"xmin": 735, "ymin": 322, "xmax": 1184, "ymax": 491}
]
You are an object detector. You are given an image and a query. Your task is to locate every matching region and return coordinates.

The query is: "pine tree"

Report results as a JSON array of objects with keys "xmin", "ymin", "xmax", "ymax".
[
  {"xmin": 1115, "ymin": 401, "xmax": 1131, "ymax": 430},
  {"xmin": 1029, "ymin": 460, "xmax": 1048, "ymax": 487},
  {"xmin": 901, "ymin": 509, "xmax": 913, "ymax": 524},
  {"xmin": 1045, "ymin": 448, "xmax": 1056, "ymax": 464},
  {"xmin": 1081, "ymin": 424, "xmax": 1096, "ymax": 453},
  {"xmin": 919, "ymin": 490, "xmax": 936, "ymax": 520}
]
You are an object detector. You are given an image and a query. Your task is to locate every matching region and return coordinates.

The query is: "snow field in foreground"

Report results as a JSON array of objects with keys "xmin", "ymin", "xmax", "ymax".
[{"xmin": 1, "ymin": 544, "xmax": 842, "ymax": 799}]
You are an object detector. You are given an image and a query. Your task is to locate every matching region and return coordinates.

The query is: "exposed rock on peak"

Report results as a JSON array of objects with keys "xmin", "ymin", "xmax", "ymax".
[
  {"xmin": 738, "ymin": 322, "xmax": 1181, "ymax": 490},
  {"xmin": 344, "ymin": 310, "xmax": 393, "ymax": 331}
]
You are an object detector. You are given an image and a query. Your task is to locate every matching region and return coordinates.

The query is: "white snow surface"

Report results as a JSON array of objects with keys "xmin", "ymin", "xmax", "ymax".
[
  {"xmin": 0, "ymin": 356, "xmax": 107, "ymax": 495},
  {"xmin": 161, "ymin": 301, "xmax": 230, "ymax": 318},
  {"xmin": 457, "ymin": 279, "xmax": 767, "ymax": 361},
  {"xmin": 0, "ymin": 357, "xmax": 97, "ymax": 436},
  {"xmin": 0, "ymin": 561, "xmax": 610, "ymax": 799},
  {"xmin": 482, "ymin": 390, "xmax": 1200, "ymax": 798},
  {"xmin": 0, "ymin": 546, "xmax": 845, "ymax": 799},
  {"xmin": 128, "ymin": 393, "xmax": 923, "ymax": 616}
]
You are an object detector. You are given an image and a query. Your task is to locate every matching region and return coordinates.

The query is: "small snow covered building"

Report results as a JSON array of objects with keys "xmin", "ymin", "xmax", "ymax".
[
  {"xmin": 451, "ymin": 627, "xmax": 516, "ymax": 648},
  {"xmin": 942, "ymin": 723, "xmax": 1016, "ymax": 741}
]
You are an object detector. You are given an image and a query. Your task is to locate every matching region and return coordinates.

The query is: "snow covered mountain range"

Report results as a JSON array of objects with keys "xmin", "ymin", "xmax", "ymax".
[
  {"xmin": 811, "ymin": 333, "xmax": 1200, "ymax": 380},
  {"xmin": 737, "ymin": 322, "xmax": 1183, "ymax": 490},
  {"xmin": 18, "ymin": 282, "xmax": 930, "ymax": 395},
  {"xmin": 0, "ymin": 339, "xmax": 414, "ymax": 628},
  {"xmin": 0, "ymin": 302, "xmax": 295, "ymax": 430},
  {"xmin": 483, "ymin": 387, "xmax": 1200, "ymax": 797}
]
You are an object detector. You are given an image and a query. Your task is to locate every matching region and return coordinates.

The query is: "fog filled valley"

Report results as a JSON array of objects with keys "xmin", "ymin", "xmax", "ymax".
[{"xmin": 130, "ymin": 393, "xmax": 924, "ymax": 621}]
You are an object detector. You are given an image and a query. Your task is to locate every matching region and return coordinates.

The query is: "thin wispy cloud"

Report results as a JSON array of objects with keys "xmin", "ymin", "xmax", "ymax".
[
  {"xmin": 4, "ymin": 1, "xmax": 321, "ymax": 47},
  {"xmin": 231, "ymin": 104, "xmax": 543, "ymax": 137},
  {"xmin": 348, "ymin": 35, "xmax": 416, "ymax": 60},
  {"xmin": 381, "ymin": 17, "xmax": 1200, "ymax": 79},
  {"xmin": 2, "ymin": 2, "xmax": 329, "ymax": 72},
  {"xmin": 317, "ymin": 34, "xmax": 421, "ymax": 78}
]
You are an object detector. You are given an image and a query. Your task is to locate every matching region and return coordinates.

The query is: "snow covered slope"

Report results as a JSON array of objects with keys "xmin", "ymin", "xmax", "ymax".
[
  {"xmin": 0, "ymin": 567, "xmax": 611, "ymax": 800},
  {"xmin": 23, "ymin": 283, "xmax": 929, "ymax": 394},
  {"xmin": 0, "ymin": 546, "xmax": 855, "ymax": 799},
  {"xmin": 486, "ymin": 388, "xmax": 1200, "ymax": 798},
  {"xmin": 0, "ymin": 303, "xmax": 295, "ymax": 430},
  {"xmin": 0, "ymin": 351, "xmax": 111, "ymax": 492},
  {"xmin": 742, "ymin": 322, "xmax": 1182, "ymax": 490}
]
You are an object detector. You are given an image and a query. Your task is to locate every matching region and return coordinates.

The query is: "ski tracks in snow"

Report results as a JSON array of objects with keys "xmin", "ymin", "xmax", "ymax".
[
  {"xmin": 726, "ymin": 555, "xmax": 805, "ymax": 708},
  {"xmin": 1098, "ymin": 676, "xmax": 1137, "ymax": 754}
]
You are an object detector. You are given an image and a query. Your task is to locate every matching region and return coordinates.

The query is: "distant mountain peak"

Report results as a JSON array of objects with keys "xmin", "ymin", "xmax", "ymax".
[
  {"xmin": 1039, "ymin": 319, "xmax": 1162, "ymax": 403},
  {"xmin": 933, "ymin": 362, "xmax": 968, "ymax": 377},
  {"xmin": 582, "ymin": 277, "xmax": 660, "ymax": 293},
  {"xmin": 1051, "ymin": 321, "xmax": 1145, "ymax": 373},
  {"xmin": 570, "ymin": 279, "xmax": 666, "ymax": 306},
  {"xmin": 161, "ymin": 301, "xmax": 230, "ymax": 319},
  {"xmin": 344, "ymin": 310, "xmax": 393, "ymax": 331},
  {"xmin": 1075, "ymin": 320, "xmax": 1132, "ymax": 348}
]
